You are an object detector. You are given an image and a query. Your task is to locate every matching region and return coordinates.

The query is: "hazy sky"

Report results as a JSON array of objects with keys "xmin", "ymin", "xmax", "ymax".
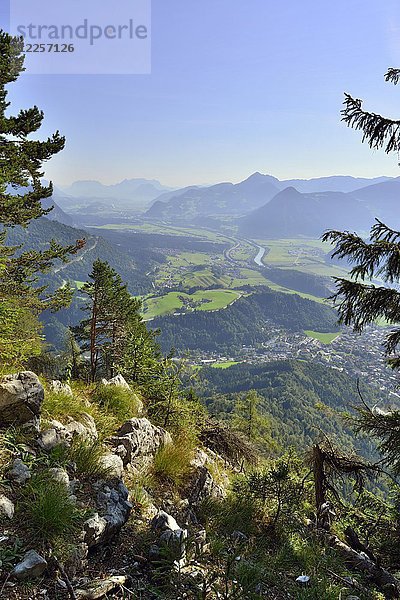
[{"xmin": 3, "ymin": 0, "xmax": 400, "ymax": 187}]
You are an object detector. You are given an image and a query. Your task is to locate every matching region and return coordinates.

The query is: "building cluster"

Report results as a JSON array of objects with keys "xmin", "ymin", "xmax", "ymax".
[{"xmin": 192, "ymin": 325, "xmax": 399, "ymax": 396}]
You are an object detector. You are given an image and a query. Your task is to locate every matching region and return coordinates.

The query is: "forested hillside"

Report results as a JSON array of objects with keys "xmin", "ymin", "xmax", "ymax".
[
  {"xmin": 198, "ymin": 360, "xmax": 381, "ymax": 456},
  {"xmin": 5, "ymin": 218, "xmax": 156, "ymax": 295},
  {"xmin": 153, "ymin": 287, "xmax": 339, "ymax": 352}
]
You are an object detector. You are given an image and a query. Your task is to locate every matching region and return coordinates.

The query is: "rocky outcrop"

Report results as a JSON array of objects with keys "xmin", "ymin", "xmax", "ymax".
[
  {"xmin": 75, "ymin": 575, "xmax": 128, "ymax": 599},
  {"xmin": 84, "ymin": 480, "xmax": 132, "ymax": 548},
  {"xmin": 48, "ymin": 467, "xmax": 70, "ymax": 489},
  {"xmin": 0, "ymin": 372, "xmax": 44, "ymax": 427},
  {"xmin": 101, "ymin": 374, "xmax": 130, "ymax": 389},
  {"xmin": 111, "ymin": 418, "xmax": 171, "ymax": 467},
  {"xmin": 99, "ymin": 453, "xmax": 124, "ymax": 479},
  {"xmin": 150, "ymin": 510, "xmax": 188, "ymax": 567},
  {"xmin": 49, "ymin": 380, "xmax": 73, "ymax": 397},
  {"xmin": 0, "ymin": 494, "xmax": 14, "ymax": 519},
  {"xmin": 12, "ymin": 550, "xmax": 47, "ymax": 580},
  {"xmin": 38, "ymin": 414, "xmax": 98, "ymax": 450},
  {"xmin": 188, "ymin": 466, "xmax": 226, "ymax": 505}
]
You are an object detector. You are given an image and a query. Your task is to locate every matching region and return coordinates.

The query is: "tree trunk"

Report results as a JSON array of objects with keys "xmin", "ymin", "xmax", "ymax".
[
  {"xmin": 328, "ymin": 532, "xmax": 400, "ymax": 598},
  {"xmin": 313, "ymin": 444, "xmax": 325, "ymax": 511}
]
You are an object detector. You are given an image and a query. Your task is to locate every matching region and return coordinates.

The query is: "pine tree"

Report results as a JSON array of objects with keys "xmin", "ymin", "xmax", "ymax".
[
  {"xmin": 232, "ymin": 389, "xmax": 275, "ymax": 453},
  {"xmin": 0, "ymin": 31, "xmax": 84, "ymax": 366},
  {"xmin": 72, "ymin": 259, "xmax": 141, "ymax": 381},
  {"xmin": 323, "ymin": 67, "xmax": 400, "ymax": 473}
]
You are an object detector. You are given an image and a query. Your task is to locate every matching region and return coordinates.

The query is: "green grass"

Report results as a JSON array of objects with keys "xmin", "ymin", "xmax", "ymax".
[
  {"xmin": 211, "ymin": 361, "xmax": 240, "ymax": 369},
  {"xmin": 253, "ymin": 238, "xmax": 347, "ymax": 278},
  {"xmin": 151, "ymin": 438, "xmax": 194, "ymax": 488},
  {"xmin": 143, "ymin": 292, "xmax": 185, "ymax": 318},
  {"xmin": 91, "ymin": 385, "xmax": 142, "ymax": 423},
  {"xmin": 69, "ymin": 438, "xmax": 112, "ymax": 480},
  {"xmin": 42, "ymin": 385, "xmax": 130, "ymax": 440},
  {"xmin": 304, "ymin": 330, "xmax": 340, "ymax": 344},
  {"xmin": 260, "ymin": 278, "xmax": 327, "ymax": 304},
  {"xmin": 92, "ymin": 222, "xmax": 233, "ymax": 243},
  {"xmin": 19, "ymin": 472, "xmax": 84, "ymax": 545},
  {"xmin": 230, "ymin": 268, "xmax": 270, "ymax": 287},
  {"xmin": 42, "ymin": 390, "xmax": 91, "ymax": 423},
  {"xmin": 196, "ymin": 289, "xmax": 241, "ymax": 311},
  {"xmin": 143, "ymin": 289, "xmax": 241, "ymax": 319},
  {"xmin": 167, "ymin": 251, "xmax": 211, "ymax": 267}
]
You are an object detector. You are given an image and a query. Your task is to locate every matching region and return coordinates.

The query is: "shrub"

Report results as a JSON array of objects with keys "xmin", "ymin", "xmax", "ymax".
[
  {"xmin": 91, "ymin": 384, "xmax": 142, "ymax": 423},
  {"xmin": 129, "ymin": 480, "xmax": 151, "ymax": 510},
  {"xmin": 19, "ymin": 473, "xmax": 84, "ymax": 545},
  {"xmin": 69, "ymin": 438, "xmax": 112, "ymax": 480},
  {"xmin": 148, "ymin": 394, "xmax": 207, "ymax": 442},
  {"xmin": 200, "ymin": 493, "xmax": 261, "ymax": 537}
]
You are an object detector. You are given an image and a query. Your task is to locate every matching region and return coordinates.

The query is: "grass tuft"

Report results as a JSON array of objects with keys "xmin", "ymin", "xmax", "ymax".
[
  {"xmin": 91, "ymin": 384, "xmax": 142, "ymax": 423},
  {"xmin": 69, "ymin": 438, "xmax": 112, "ymax": 480},
  {"xmin": 151, "ymin": 437, "xmax": 194, "ymax": 488},
  {"xmin": 19, "ymin": 472, "xmax": 84, "ymax": 546}
]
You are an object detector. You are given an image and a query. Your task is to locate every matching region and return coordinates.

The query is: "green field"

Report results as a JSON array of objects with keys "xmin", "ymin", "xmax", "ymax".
[
  {"xmin": 93, "ymin": 222, "xmax": 232, "ymax": 243},
  {"xmin": 196, "ymin": 289, "xmax": 241, "ymax": 311},
  {"xmin": 255, "ymin": 238, "xmax": 348, "ymax": 278},
  {"xmin": 210, "ymin": 361, "xmax": 240, "ymax": 369},
  {"xmin": 304, "ymin": 330, "xmax": 340, "ymax": 344},
  {"xmin": 143, "ymin": 289, "xmax": 242, "ymax": 319}
]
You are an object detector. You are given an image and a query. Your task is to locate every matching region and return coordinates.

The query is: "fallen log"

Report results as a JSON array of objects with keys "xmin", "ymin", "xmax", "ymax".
[{"xmin": 328, "ymin": 533, "xmax": 400, "ymax": 598}]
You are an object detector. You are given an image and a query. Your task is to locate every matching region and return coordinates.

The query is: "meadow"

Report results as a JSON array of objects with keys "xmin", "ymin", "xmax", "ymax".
[
  {"xmin": 304, "ymin": 330, "xmax": 340, "ymax": 344},
  {"xmin": 142, "ymin": 289, "xmax": 242, "ymax": 319}
]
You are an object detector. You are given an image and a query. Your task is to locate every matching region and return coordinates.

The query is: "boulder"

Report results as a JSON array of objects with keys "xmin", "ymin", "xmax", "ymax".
[
  {"xmin": 0, "ymin": 494, "xmax": 14, "ymax": 519},
  {"xmin": 84, "ymin": 513, "xmax": 108, "ymax": 548},
  {"xmin": 151, "ymin": 510, "xmax": 181, "ymax": 533},
  {"xmin": 0, "ymin": 372, "xmax": 43, "ymax": 427},
  {"xmin": 75, "ymin": 575, "xmax": 128, "ymax": 599},
  {"xmin": 111, "ymin": 418, "xmax": 171, "ymax": 467},
  {"xmin": 49, "ymin": 380, "xmax": 73, "ymax": 397},
  {"xmin": 102, "ymin": 374, "xmax": 130, "ymax": 389},
  {"xmin": 65, "ymin": 413, "xmax": 98, "ymax": 440},
  {"xmin": 38, "ymin": 414, "xmax": 97, "ymax": 451},
  {"xmin": 188, "ymin": 466, "xmax": 226, "ymax": 505},
  {"xmin": 150, "ymin": 510, "xmax": 187, "ymax": 568},
  {"xmin": 12, "ymin": 550, "xmax": 47, "ymax": 580},
  {"xmin": 99, "ymin": 453, "xmax": 124, "ymax": 479},
  {"xmin": 84, "ymin": 481, "xmax": 132, "ymax": 548},
  {"xmin": 48, "ymin": 467, "xmax": 70, "ymax": 489},
  {"xmin": 9, "ymin": 458, "xmax": 31, "ymax": 484}
]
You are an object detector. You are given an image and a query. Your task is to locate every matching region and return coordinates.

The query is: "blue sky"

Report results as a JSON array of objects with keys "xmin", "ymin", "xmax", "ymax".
[{"xmin": 3, "ymin": 0, "xmax": 400, "ymax": 187}]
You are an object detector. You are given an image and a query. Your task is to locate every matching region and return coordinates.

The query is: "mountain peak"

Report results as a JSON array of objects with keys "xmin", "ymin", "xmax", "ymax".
[{"xmin": 274, "ymin": 186, "xmax": 303, "ymax": 198}]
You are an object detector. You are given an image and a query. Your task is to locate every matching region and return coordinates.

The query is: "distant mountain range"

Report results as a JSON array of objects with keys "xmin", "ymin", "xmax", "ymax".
[
  {"xmin": 146, "ymin": 173, "xmax": 280, "ymax": 222},
  {"xmin": 53, "ymin": 179, "xmax": 174, "ymax": 217},
  {"xmin": 47, "ymin": 173, "xmax": 400, "ymax": 236},
  {"xmin": 142, "ymin": 173, "xmax": 400, "ymax": 236},
  {"xmin": 144, "ymin": 173, "xmax": 400, "ymax": 235},
  {"xmin": 59, "ymin": 178, "xmax": 171, "ymax": 202},
  {"xmin": 239, "ymin": 187, "xmax": 370, "ymax": 238},
  {"xmin": 239, "ymin": 180, "xmax": 400, "ymax": 238}
]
